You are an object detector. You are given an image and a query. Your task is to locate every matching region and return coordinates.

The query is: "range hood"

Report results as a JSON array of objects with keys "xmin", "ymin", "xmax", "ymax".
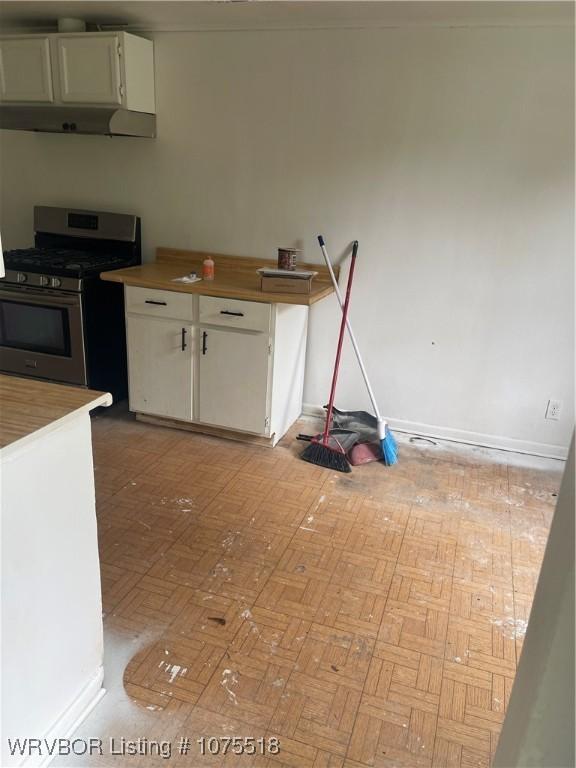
[{"xmin": 0, "ymin": 106, "xmax": 156, "ymax": 138}]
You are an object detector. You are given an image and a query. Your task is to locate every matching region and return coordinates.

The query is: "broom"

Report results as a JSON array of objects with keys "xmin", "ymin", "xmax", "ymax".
[
  {"xmin": 317, "ymin": 235, "xmax": 397, "ymax": 466},
  {"xmin": 301, "ymin": 240, "xmax": 359, "ymax": 472}
]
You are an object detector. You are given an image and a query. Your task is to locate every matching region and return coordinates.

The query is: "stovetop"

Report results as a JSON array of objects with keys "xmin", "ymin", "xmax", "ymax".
[{"xmin": 3, "ymin": 247, "xmax": 135, "ymax": 278}]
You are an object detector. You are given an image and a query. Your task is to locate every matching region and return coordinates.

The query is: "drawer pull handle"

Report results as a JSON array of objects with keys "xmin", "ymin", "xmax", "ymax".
[
  {"xmin": 145, "ymin": 299, "xmax": 167, "ymax": 306},
  {"xmin": 202, "ymin": 331, "xmax": 208, "ymax": 355},
  {"xmin": 220, "ymin": 310, "xmax": 244, "ymax": 317},
  {"xmin": 181, "ymin": 327, "xmax": 187, "ymax": 351}
]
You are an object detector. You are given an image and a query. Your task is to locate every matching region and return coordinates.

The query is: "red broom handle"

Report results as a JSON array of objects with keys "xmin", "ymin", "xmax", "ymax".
[{"xmin": 322, "ymin": 240, "xmax": 358, "ymax": 444}]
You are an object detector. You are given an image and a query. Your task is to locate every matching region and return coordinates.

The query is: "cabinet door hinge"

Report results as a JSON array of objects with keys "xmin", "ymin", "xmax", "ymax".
[
  {"xmin": 264, "ymin": 417, "xmax": 270, "ymax": 429},
  {"xmin": 117, "ymin": 42, "xmax": 123, "ymax": 55},
  {"xmin": 118, "ymin": 83, "xmax": 125, "ymax": 97},
  {"xmin": 268, "ymin": 343, "xmax": 273, "ymax": 355}
]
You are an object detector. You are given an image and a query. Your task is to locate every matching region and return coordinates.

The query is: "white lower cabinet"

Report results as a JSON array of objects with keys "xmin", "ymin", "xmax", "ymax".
[
  {"xmin": 125, "ymin": 286, "xmax": 309, "ymax": 445},
  {"xmin": 199, "ymin": 327, "xmax": 270, "ymax": 434},
  {"xmin": 126, "ymin": 314, "xmax": 193, "ymax": 421}
]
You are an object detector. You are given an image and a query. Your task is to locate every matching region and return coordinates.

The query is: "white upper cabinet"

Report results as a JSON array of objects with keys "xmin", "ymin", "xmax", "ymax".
[
  {"xmin": 0, "ymin": 32, "xmax": 155, "ymax": 112},
  {"xmin": 57, "ymin": 35, "xmax": 122, "ymax": 105},
  {"xmin": 0, "ymin": 37, "xmax": 54, "ymax": 103}
]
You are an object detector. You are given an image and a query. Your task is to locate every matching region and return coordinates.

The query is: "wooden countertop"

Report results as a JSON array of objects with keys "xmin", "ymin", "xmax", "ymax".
[
  {"xmin": 101, "ymin": 247, "xmax": 336, "ymax": 306},
  {"xmin": 0, "ymin": 375, "xmax": 112, "ymax": 451}
]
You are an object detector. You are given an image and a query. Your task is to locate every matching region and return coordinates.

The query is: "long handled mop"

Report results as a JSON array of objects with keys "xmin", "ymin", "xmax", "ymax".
[
  {"xmin": 301, "ymin": 241, "xmax": 359, "ymax": 473},
  {"xmin": 317, "ymin": 235, "xmax": 398, "ymax": 466}
]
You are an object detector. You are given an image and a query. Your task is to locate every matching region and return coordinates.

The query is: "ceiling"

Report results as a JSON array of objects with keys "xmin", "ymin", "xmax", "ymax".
[{"xmin": 0, "ymin": 1, "xmax": 572, "ymax": 34}]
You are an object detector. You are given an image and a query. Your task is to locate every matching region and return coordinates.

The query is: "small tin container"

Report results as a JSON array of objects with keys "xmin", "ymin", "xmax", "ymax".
[{"xmin": 277, "ymin": 247, "xmax": 300, "ymax": 271}]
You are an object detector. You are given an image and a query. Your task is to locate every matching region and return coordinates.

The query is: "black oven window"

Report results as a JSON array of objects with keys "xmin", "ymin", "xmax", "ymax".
[{"xmin": 0, "ymin": 300, "xmax": 71, "ymax": 356}]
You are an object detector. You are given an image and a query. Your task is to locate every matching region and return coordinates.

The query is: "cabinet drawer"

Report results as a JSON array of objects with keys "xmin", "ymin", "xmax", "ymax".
[
  {"xmin": 199, "ymin": 296, "xmax": 271, "ymax": 332},
  {"xmin": 125, "ymin": 286, "xmax": 194, "ymax": 321}
]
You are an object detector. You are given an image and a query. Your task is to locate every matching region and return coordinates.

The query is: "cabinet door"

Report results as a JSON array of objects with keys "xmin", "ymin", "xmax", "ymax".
[
  {"xmin": 127, "ymin": 316, "xmax": 193, "ymax": 421},
  {"xmin": 199, "ymin": 328, "xmax": 270, "ymax": 434},
  {"xmin": 0, "ymin": 37, "xmax": 53, "ymax": 103},
  {"xmin": 56, "ymin": 35, "xmax": 122, "ymax": 105}
]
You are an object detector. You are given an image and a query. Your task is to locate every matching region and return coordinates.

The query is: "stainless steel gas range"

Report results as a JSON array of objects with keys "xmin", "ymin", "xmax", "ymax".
[{"xmin": 0, "ymin": 206, "xmax": 141, "ymax": 400}]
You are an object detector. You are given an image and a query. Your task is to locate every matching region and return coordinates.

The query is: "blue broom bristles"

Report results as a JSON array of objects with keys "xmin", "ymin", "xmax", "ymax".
[{"xmin": 381, "ymin": 426, "xmax": 398, "ymax": 466}]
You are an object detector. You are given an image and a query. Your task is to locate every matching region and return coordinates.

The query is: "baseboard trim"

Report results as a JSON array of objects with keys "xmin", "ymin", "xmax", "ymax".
[
  {"xmin": 135, "ymin": 413, "xmax": 277, "ymax": 447},
  {"xmin": 301, "ymin": 403, "xmax": 569, "ymax": 461},
  {"xmin": 16, "ymin": 667, "xmax": 105, "ymax": 768}
]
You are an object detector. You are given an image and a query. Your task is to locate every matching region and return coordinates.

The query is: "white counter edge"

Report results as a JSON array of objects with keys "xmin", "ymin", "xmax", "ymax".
[{"xmin": 1, "ymin": 391, "xmax": 113, "ymax": 460}]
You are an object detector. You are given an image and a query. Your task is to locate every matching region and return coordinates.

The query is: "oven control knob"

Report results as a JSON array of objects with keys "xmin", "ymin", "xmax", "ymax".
[
  {"xmin": 16, "ymin": 272, "xmax": 27, "ymax": 283},
  {"xmin": 51, "ymin": 277, "xmax": 62, "ymax": 288},
  {"xmin": 39, "ymin": 275, "xmax": 51, "ymax": 287}
]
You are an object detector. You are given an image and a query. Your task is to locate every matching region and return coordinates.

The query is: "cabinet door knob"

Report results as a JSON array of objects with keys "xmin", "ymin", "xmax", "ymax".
[
  {"xmin": 202, "ymin": 331, "xmax": 208, "ymax": 355},
  {"xmin": 220, "ymin": 310, "xmax": 244, "ymax": 317},
  {"xmin": 181, "ymin": 327, "xmax": 187, "ymax": 351},
  {"xmin": 145, "ymin": 299, "xmax": 167, "ymax": 306}
]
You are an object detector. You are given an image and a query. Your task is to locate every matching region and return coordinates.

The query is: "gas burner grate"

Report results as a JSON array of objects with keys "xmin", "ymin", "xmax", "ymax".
[{"xmin": 3, "ymin": 247, "xmax": 133, "ymax": 277}]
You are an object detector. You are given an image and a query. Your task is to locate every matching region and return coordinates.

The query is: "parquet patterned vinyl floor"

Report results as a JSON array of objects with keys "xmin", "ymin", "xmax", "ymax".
[{"xmin": 55, "ymin": 406, "xmax": 563, "ymax": 768}]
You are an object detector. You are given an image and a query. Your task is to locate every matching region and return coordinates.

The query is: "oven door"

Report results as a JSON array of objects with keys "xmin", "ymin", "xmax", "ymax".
[{"xmin": 0, "ymin": 285, "xmax": 87, "ymax": 386}]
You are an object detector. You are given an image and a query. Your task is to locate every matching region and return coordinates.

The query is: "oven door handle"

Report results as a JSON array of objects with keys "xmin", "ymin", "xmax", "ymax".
[{"xmin": 0, "ymin": 288, "xmax": 80, "ymax": 308}]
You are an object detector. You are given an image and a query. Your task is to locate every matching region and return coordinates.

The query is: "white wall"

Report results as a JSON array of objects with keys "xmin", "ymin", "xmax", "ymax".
[{"xmin": 0, "ymin": 25, "xmax": 573, "ymax": 456}]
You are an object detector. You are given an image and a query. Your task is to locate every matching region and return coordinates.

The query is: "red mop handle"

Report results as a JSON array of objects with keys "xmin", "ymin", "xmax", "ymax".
[{"xmin": 322, "ymin": 240, "xmax": 358, "ymax": 444}]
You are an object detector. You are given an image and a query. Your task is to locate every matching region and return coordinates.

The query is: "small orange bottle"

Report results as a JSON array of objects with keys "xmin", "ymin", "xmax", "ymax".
[{"xmin": 202, "ymin": 256, "xmax": 215, "ymax": 281}]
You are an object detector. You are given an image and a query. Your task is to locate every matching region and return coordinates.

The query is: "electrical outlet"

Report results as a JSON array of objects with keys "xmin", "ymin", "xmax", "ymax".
[{"xmin": 545, "ymin": 399, "xmax": 562, "ymax": 420}]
